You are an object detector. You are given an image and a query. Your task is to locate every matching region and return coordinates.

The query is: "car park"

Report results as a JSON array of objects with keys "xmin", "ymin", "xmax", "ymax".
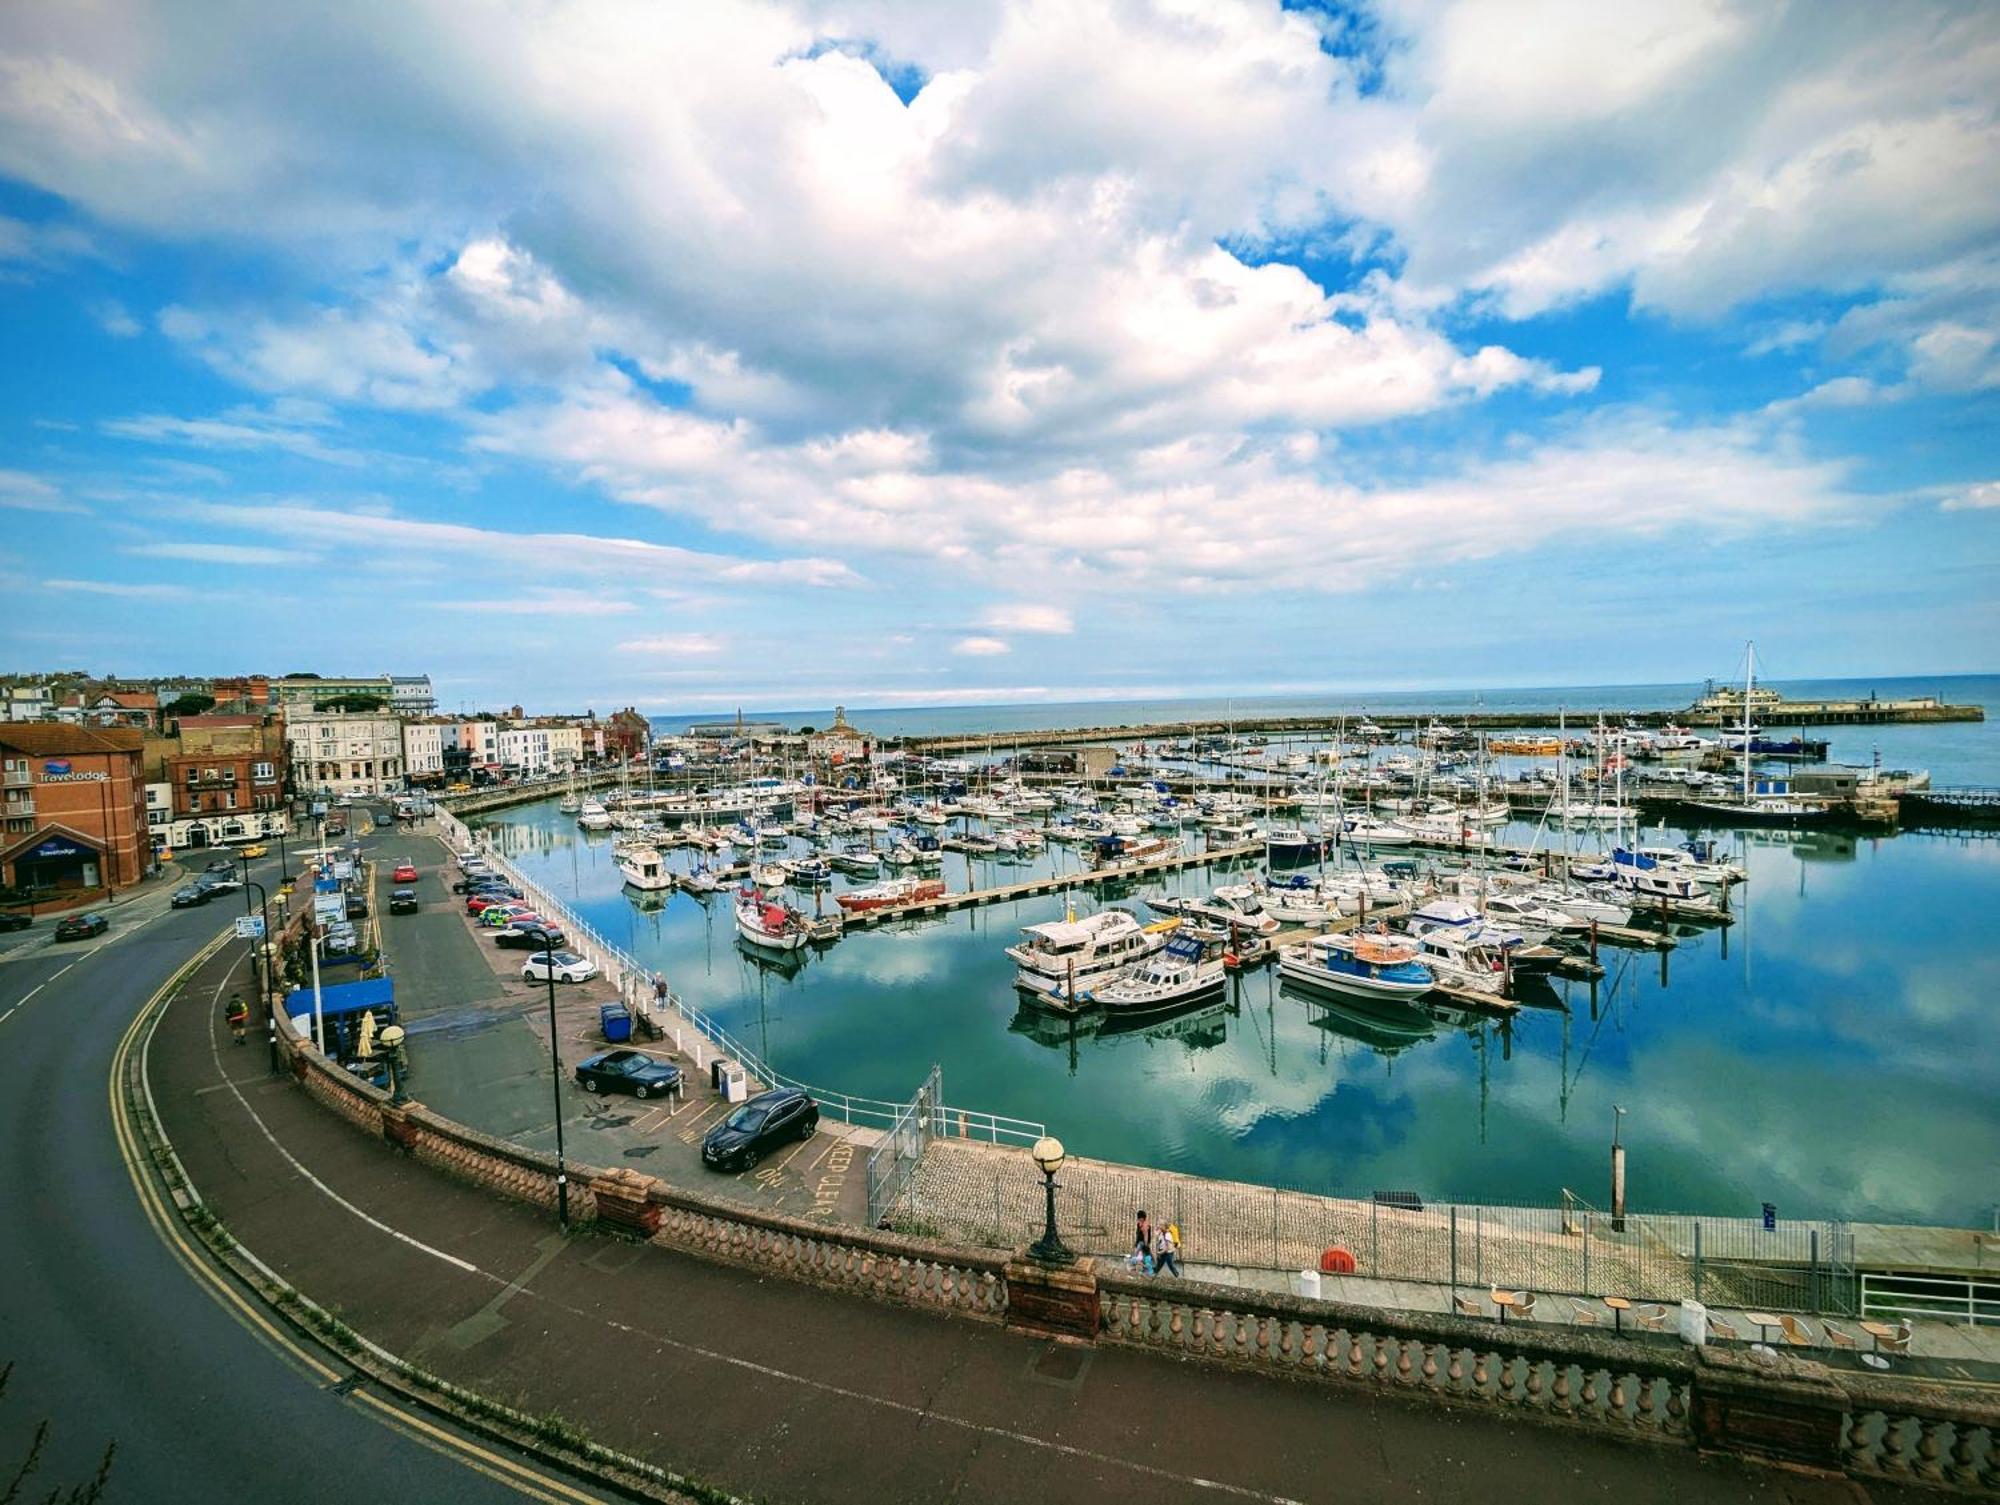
[
  {"xmin": 573, "ymin": 1049, "xmax": 681, "ymax": 1099},
  {"xmin": 522, "ymin": 950, "xmax": 596, "ymax": 984},
  {"xmin": 55, "ymin": 913, "xmax": 109, "ymax": 942},
  {"xmin": 388, "ymin": 888, "xmax": 420, "ymax": 915},
  {"xmin": 492, "ymin": 922, "xmax": 566, "ymax": 950},
  {"xmin": 701, "ymin": 1087, "xmax": 819, "ymax": 1171},
  {"xmin": 0, "ymin": 911, "xmax": 32, "ymax": 933},
  {"xmin": 392, "ymin": 862, "xmax": 418, "ymax": 884},
  {"xmin": 170, "ymin": 887, "xmax": 211, "ymax": 908}
]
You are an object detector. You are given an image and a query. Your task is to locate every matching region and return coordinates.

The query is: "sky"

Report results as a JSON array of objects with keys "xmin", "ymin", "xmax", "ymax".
[{"xmin": 0, "ymin": 0, "xmax": 1995, "ymax": 715}]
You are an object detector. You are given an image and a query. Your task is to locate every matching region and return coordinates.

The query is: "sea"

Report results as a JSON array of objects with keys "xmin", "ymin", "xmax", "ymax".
[{"xmin": 462, "ymin": 673, "xmax": 2000, "ymax": 1230}]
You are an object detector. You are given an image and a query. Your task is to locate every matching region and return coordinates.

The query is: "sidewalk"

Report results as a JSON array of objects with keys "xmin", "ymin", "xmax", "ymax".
[{"xmin": 148, "ymin": 937, "xmax": 1946, "ymax": 1505}]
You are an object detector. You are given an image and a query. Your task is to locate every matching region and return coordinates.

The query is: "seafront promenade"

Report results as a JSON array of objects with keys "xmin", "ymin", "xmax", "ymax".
[{"xmin": 137, "ymin": 926, "xmax": 1986, "ymax": 1501}]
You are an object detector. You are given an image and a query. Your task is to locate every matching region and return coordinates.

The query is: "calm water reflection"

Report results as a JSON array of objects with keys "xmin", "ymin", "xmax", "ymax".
[{"xmin": 474, "ymin": 804, "xmax": 2000, "ymax": 1227}]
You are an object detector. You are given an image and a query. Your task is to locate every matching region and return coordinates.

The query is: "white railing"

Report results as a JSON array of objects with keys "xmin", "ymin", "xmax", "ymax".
[
  {"xmin": 1862, "ymin": 1271, "xmax": 2000, "ymax": 1327},
  {"xmin": 439, "ymin": 808, "xmax": 1042, "ymax": 1142}
]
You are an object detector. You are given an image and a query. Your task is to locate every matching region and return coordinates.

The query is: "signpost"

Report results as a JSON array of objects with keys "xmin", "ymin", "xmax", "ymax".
[
  {"xmin": 313, "ymin": 892, "xmax": 344, "ymax": 924},
  {"xmin": 233, "ymin": 914, "xmax": 266, "ymax": 940}
]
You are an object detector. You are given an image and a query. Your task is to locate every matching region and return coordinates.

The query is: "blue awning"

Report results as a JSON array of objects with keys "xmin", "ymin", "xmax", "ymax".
[{"xmin": 283, "ymin": 975, "xmax": 395, "ymax": 1019}]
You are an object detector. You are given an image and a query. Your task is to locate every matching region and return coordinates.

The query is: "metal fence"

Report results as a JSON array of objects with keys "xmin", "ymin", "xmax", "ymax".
[
  {"xmin": 865, "ymin": 1065, "xmax": 941, "ymax": 1226},
  {"xmin": 1862, "ymin": 1271, "xmax": 2000, "ymax": 1327},
  {"xmin": 898, "ymin": 1147, "xmax": 1858, "ymax": 1315}
]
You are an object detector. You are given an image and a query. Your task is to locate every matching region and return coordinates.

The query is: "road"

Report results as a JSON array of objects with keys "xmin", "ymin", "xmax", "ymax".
[{"xmin": 0, "ymin": 825, "xmax": 602, "ymax": 1503}]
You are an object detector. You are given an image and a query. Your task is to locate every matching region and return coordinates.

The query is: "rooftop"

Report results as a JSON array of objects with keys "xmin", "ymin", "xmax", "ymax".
[{"xmin": 0, "ymin": 724, "xmax": 145, "ymax": 755}]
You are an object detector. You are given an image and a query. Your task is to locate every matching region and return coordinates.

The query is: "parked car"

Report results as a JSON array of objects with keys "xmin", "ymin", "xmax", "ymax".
[
  {"xmin": 170, "ymin": 887, "xmax": 211, "ymax": 909},
  {"xmin": 492, "ymin": 922, "xmax": 566, "ymax": 950},
  {"xmin": 701, "ymin": 1087, "xmax": 819, "ymax": 1171},
  {"xmin": 203, "ymin": 875, "xmax": 244, "ymax": 895},
  {"xmin": 55, "ymin": 913, "xmax": 109, "ymax": 941},
  {"xmin": 522, "ymin": 950, "xmax": 596, "ymax": 984},
  {"xmin": 480, "ymin": 904, "xmax": 538, "ymax": 928},
  {"xmin": 464, "ymin": 893, "xmax": 513, "ymax": 914},
  {"xmin": 240, "ymin": 843, "xmax": 269, "ymax": 858},
  {"xmin": 391, "ymin": 862, "xmax": 418, "ymax": 884},
  {"xmin": 574, "ymin": 1049, "xmax": 681, "ymax": 1099},
  {"xmin": 0, "ymin": 911, "xmax": 32, "ymax": 932},
  {"xmin": 388, "ymin": 888, "xmax": 420, "ymax": 915},
  {"xmin": 344, "ymin": 893, "xmax": 369, "ymax": 920}
]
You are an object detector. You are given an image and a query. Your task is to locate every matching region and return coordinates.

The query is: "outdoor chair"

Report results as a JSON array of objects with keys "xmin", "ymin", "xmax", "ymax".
[
  {"xmin": 1513, "ymin": 1292, "xmax": 1538, "ymax": 1321},
  {"xmin": 1572, "ymin": 1305, "xmax": 1599, "ymax": 1327},
  {"xmin": 1879, "ymin": 1320, "xmax": 1913, "ymax": 1356},
  {"xmin": 1779, "ymin": 1314, "xmax": 1816, "ymax": 1347},
  {"xmin": 1453, "ymin": 1295, "xmax": 1483, "ymax": 1319},
  {"xmin": 1635, "ymin": 1304, "xmax": 1668, "ymax": 1332},
  {"xmin": 1823, "ymin": 1322, "xmax": 1857, "ymax": 1351},
  {"xmin": 1707, "ymin": 1317, "xmax": 1739, "ymax": 1342}
]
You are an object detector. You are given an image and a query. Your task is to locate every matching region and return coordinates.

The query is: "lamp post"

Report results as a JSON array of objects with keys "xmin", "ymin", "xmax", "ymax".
[
  {"xmin": 276, "ymin": 822, "xmax": 290, "ymax": 883},
  {"xmin": 543, "ymin": 953, "xmax": 570, "ymax": 1228},
  {"xmin": 1610, "ymin": 1104, "xmax": 1628, "ymax": 1233},
  {"xmin": 1028, "ymin": 1135, "xmax": 1072, "ymax": 1265},
  {"xmin": 378, "ymin": 1023, "xmax": 410, "ymax": 1105}
]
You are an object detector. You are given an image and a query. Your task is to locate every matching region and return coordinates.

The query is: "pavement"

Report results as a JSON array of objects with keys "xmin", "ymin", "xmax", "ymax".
[
  {"xmin": 0, "ymin": 835, "xmax": 599, "ymax": 1504},
  {"xmin": 143, "ymin": 931, "xmax": 1956, "ymax": 1505}
]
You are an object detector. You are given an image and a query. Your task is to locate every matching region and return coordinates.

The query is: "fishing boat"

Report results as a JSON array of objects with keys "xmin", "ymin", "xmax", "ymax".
[
  {"xmin": 615, "ymin": 844, "xmax": 673, "ymax": 891},
  {"xmin": 734, "ymin": 889, "xmax": 809, "ymax": 951},
  {"xmin": 834, "ymin": 875, "xmax": 947, "ymax": 913},
  {"xmin": 1086, "ymin": 933, "xmax": 1226, "ymax": 1013},
  {"xmin": 1277, "ymin": 931, "xmax": 1435, "ymax": 1001},
  {"xmin": 1006, "ymin": 907, "xmax": 1167, "ymax": 995}
]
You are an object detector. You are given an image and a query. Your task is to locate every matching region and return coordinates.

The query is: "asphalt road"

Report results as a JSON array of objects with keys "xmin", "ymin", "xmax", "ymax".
[{"xmin": 0, "ymin": 836, "xmax": 589, "ymax": 1503}]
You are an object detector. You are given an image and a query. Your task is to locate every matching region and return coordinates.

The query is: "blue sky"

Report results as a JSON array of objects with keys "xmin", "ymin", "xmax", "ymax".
[{"xmin": 0, "ymin": 1, "xmax": 1994, "ymax": 714}]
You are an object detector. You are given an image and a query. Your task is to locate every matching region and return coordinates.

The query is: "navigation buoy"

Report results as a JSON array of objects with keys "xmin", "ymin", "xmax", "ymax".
[{"xmin": 1319, "ymin": 1246, "xmax": 1356, "ymax": 1275}]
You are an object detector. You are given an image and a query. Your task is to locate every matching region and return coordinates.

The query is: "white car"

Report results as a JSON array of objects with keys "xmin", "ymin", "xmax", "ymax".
[{"xmin": 523, "ymin": 950, "xmax": 597, "ymax": 984}]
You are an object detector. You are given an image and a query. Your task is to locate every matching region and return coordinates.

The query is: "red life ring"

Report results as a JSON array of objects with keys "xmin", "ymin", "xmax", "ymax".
[{"xmin": 1319, "ymin": 1246, "xmax": 1356, "ymax": 1274}]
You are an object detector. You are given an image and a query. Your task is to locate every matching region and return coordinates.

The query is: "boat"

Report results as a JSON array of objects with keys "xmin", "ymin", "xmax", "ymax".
[
  {"xmin": 1089, "ymin": 833, "xmax": 1179, "ymax": 869},
  {"xmin": 830, "ymin": 845, "xmax": 883, "ymax": 876},
  {"xmin": 1613, "ymin": 843, "xmax": 1744, "ymax": 889},
  {"xmin": 1277, "ymin": 931, "xmax": 1436, "ymax": 1001},
  {"xmin": 734, "ymin": 890, "xmax": 809, "ymax": 952},
  {"xmin": 834, "ymin": 876, "xmax": 947, "ymax": 912},
  {"xmin": 1340, "ymin": 814, "xmax": 1414, "ymax": 849},
  {"xmin": 576, "ymin": 800, "xmax": 613, "ymax": 832},
  {"xmin": 1144, "ymin": 883, "xmax": 1279, "ymax": 936},
  {"xmin": 1489, "ymin": 736, "xmax": 1561, "ymax": 756},
  {"xmin": 615, "ymin": 845, "xmax": 673, "ymax": 891},
  {"xmin": 1263, "ymin": 827, "xmax": 1332, "ymax": 863},
  {"xmin": 683, "ymin": 861, "xmax": 720, "ymax": 894},
  {"xmin": 751, "ymin": 860, "xmax": 788, "ymax": 889},
  {"xmin": 1408, "ymin": 926, "xmax": 1513, "ymax": 995},
  {"xmin": 1085, "ymin": 933, "xmax": 1227, "ymax": 1013},
  {"xmin": 1614, "ymin": 867, "xmax": 1731, "ymax": 920},
  {"xmin": 781, "ymin": 856, "xmax": 831, "ymax": 886},
  {"xmin": 1006, "ymin": 907, "xmax": 1167, "ymax": 996}
]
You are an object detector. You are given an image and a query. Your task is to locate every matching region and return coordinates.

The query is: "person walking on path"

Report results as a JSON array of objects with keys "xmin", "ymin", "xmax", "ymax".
[
  {"xmin": 225, "ymin": 992, "xmax": 249, "ymax": 1045},
  {"xmin": 1153, "ymin": 1221, "xmax": 1182, "ymax": 1278},
  {"xmin": 1131, "ymin": 1210, "xmax": 1154, "ymax": 1274}
]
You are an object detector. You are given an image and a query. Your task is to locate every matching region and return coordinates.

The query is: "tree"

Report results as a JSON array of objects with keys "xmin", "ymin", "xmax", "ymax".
[{"xmin": 162, "ymin": 693, "xmax": 216, "ymax": 720}]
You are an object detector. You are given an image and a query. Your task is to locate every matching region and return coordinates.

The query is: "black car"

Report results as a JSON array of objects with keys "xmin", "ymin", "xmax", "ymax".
[
  {"xmin": 388, "ymin": 888, "xmax": 420, "ymax": 915},
  {"xmin": 54, "ymin": 913, "xmax": 109, "ymax": 941},
  {"xmin": 0, "ymin": 911, "xmax": 31, "ymax": 932},
  {"xmin": 702, "ymin": 1087, "xmax": 818, "ymax": 1171},
  {"xmin": 344, "ymin": 893, "xmax": 369, "ymax": 919},
  {"xmin": 171, "ymin": 887, "xmax": 211, "ymax": 908},
  {"xmin": 493, "ymin": 923, "xmax": 567, "ymax": 950},
  {"xmin": 201, "ymin": 875, "xmax": 244, "ymax": 895},
  {"xmin": 204, "ymin": 859, "xmax": 236, "ymax": 875},
  {"xmin": 574, "ymin": 1049, "xmax": 682, "ymax": 1100}
]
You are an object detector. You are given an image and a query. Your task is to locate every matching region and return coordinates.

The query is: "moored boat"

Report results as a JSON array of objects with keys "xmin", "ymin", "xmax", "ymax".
[
  {"xmin": 615, "ymin": 845, "xmax": 673, "ymax": 891},
  {"xmin": 734, "ymin": 889, "xmax": 809, "ymax": 951},
  {"xmin": 1277, "ymin": 931, "xmax": 1435, "ymax": 1001},
  {"xmin": 1006, "ymin": 907, "xmax": 1166, "ymax": 995},
  {"xmin": 835, "ymin": 876, "xmax": 947, "ymax": 912}
]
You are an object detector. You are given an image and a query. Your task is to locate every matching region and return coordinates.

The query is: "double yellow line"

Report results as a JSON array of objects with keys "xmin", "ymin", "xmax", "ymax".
[{"xmin": 106, "ymin": 933, "xmax": 605, "ymax": 1505}]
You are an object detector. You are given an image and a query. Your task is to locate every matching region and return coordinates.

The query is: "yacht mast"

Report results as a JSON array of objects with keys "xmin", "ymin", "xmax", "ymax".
[{"xmin": 1741, "ymin": 640, "xmax": 1755, "ymax": 807}]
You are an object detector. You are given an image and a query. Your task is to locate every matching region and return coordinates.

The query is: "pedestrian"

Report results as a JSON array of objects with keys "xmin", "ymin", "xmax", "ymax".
[
  {"xmin": 225, "ymin": 992, "xmax": 249, "ymax": 1045},
  {"xmin": 1130, "ymin": 1209, "xmax": 1153, "ymax": 1273},
  {"xmin": 1153, "ymin": 1221, "xmax": 1181, "ymax": 1278}
]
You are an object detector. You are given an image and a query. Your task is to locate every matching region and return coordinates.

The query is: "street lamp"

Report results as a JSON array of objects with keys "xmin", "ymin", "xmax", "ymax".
[
  {"xmin": 378, "ymin": 1023, "xmax": 410, "ymax": 1105},
  {"xmin": 1028, "ymin": 1135, "xmax": 1072, "ymax": 1265},
  {"xmin": 542, "ymin": 953, "xmax": 571, "ymax": 1228}
]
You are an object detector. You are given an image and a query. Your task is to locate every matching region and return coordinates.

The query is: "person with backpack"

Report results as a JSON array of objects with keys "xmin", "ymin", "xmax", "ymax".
[
  {"xmin": 225, "ymin": 992, "xmax": 249, "ymax": 1045},
  {"xmin": 1153, "ymin": 1220, "xmax": 1182, "ymax": 1278}
]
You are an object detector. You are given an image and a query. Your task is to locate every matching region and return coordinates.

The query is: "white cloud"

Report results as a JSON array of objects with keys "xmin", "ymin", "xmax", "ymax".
[
  {"xmin": 953, "ymin": 635, "xmax": 1010, "ymax": 656},
  {"xmin": 434, "ymin": 590, "xmax": 635, "ymax": 617},
  {"xmin": 617, "ymin": 633, "xmax": 727, "ymax": 655},
  {"xmin": 0, "ymin": 469, "xmax": 87, "ymax": 514},
  {"xmin": 980, "ymin": 603, "xmax": 1072, "ymax": 635},
  {"xmin": 1941, "ymin": 480, "xmax": 2000, "ymax": 512},
  {"xmin": 45, "ymin": 577, "xmax": 191, "ymax": 599},
  {"xmin": 125, "ymin": 541, "xmax": 296, "ymax": 565},
  {"xmin": 103, "ymin": 402, "xmax": 368, "ymax": 465},
  {"xmin": 90, "ymin": 297, "xmax": 141, "ymax": 337}
]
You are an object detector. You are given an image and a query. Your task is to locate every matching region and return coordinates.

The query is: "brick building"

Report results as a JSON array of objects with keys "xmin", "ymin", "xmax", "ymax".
[
  {"xmin": 167, "ymin": 714, "xmax": 288, "ymax": 819},
  {"xmin": 0, "ymin": 725, "xmax": 148, "ymax": 897}
]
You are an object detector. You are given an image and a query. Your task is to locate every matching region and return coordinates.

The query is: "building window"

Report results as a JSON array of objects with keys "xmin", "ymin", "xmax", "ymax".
[{"xmin": 225, "ymin": 792, "xmax": 236, "ymax": 809}]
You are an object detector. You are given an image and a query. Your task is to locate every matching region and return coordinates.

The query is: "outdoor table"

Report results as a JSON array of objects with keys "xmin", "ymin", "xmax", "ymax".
[
  {"xmin": 1491, "ymin": 1290, "xmax": 1519, "ymax": 1324},
  {"xmin": 1859, "ymin": 1321, "xmax": 1896, "ymax": 1370},
  {"xmin": 1745, "ymin": 1311, "xmax": 1780, "ymax": 1359},
  {"xmin": 1603, "ymin": 1296, "xmax": 1630, "ymax": 1336}
]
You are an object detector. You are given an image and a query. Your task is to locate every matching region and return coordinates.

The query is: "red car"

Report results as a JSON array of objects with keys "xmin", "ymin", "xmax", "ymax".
[
  {"xmin": 465, "ymin": 893, "xmax": 513, "ymax": 914},
  {"xmin": 392, "ymin": 862, "xmax": 418, "ymax": 883}
]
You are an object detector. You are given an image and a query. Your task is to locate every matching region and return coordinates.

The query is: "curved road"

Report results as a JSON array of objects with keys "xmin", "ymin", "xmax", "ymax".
[{"xmin": 0, "ymin": 835, "xmax": 587, "ymax": 1503}]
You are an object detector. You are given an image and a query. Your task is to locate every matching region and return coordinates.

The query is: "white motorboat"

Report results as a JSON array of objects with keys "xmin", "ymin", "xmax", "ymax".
[
  {"xmin": 1340, "ymin": 814, "xmax": 1415, "ymax": 849},
  {"xmin": 1086, "ymin": 933, "xmax": 1227, "ymax": 1013},
  {"xmin": 1614, "ymin": 867, "xmax": 1731, "ymax": 920},
  {"xmin": 752, "ymin": 861, "xmax": 787, "ymax": 889},
  {"xmin": 1006, "ymin": 908, "xmax": 1167, "ymax": 996},
  {"xmin": 831, "ymin": 845, "xmax": 883, "ymax": 876},
  {"xmin": 1524, "ymin": 883, "xmax": 1629, "ymax": 926},
  {"xmin": 615, "ymin": 845, "xmax": 673, "ymax": 891},
  {"xmin": 1144, "ymin": 883, "xmax": 1279, "ymax": 936},
  {"xmin": 1278, "ymin": 931, "xmax": 1435, "ymax": 1001},
  {"xmin": 576, "ymin": 800, "xmax": 613, "ymax": 831},
  {"xmin": 1408, "ymin": 926, "xmax": 1512, "ymax": 996},
  {"xmin": 735, "ymin": 890, "xmax": 808, "ymax": 952}
]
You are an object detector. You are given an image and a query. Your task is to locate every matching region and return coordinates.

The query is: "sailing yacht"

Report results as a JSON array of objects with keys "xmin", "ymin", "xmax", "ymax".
[{"xmin": 1685, "ymin": 643, "xmax": 1832, "ymax": 825}]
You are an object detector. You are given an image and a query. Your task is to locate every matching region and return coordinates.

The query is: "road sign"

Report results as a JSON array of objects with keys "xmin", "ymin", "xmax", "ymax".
[
  {"xmin": 313, "ymin": 892, "xmax": 345, "ymax": 923},
  {"xmin": 233, "ymin": 915, "xmax": 267, "ymax": 940}
]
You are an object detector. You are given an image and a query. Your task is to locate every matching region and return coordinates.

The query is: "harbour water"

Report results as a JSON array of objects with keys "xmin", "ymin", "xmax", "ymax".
[{"xmin": 474, "ymin": 677, "xmax": 2000, "ymax": 1231}]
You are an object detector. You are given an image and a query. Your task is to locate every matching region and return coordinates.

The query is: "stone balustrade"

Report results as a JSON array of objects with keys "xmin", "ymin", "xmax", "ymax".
[{"xmin": 1841, "ymin": 1378, "xmax": 2000, "ymax": 1490}]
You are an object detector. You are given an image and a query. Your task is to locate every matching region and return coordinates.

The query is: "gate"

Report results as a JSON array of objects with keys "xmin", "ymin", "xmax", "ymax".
[{"xmin": 864, "ymin": 1065, "xmax": 941, "ymax": 1227}]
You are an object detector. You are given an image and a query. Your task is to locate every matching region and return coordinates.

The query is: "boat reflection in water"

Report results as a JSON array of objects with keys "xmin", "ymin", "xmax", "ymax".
[
  {"xmin": 1008, "ymin": 992, "xmax": 1237, "ymax": 1071},
  {"xmin": 735, "ymin": 936, "xmax": 810, "ymax": 980},
  {"xmin": 1284, "ymin": 980, "xmax": 1483, "ymax": 1065}
]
